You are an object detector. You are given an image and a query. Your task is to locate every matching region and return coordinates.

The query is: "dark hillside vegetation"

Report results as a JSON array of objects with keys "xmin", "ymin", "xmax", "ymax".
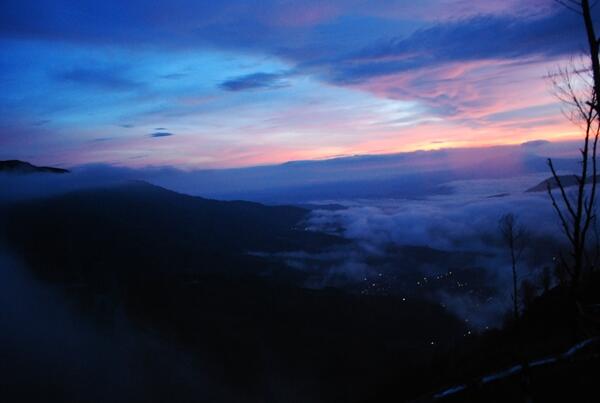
[
  {"xmin": 1, "ymin": 182, "xmax": 467, "ymax": 403},
  {"xmin": 405, "ymin": 272, "xmax": 600, "ymax": 403},
  {"xmin": 2, "ymin": 181, "xmax": 341, "ymax": 284}
]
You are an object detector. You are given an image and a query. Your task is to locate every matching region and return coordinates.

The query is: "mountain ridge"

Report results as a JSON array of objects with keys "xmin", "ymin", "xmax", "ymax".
[
  {"xmin": 2, "ymin": 180, "xmax": 342, "ymax": 282},
  {"xmin": 526, "ymin": 174, "xmax": 600, "ymax": 192},
  {"xmin": 0, "ymin": 159, "xmax": 69, "ymax": 174}
]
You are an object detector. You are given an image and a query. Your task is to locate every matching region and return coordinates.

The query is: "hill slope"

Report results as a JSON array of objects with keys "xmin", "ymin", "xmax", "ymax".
[
  {"xmin": 2, "ymin": 181, "xmax": 340, "ymax": 283},
  {"xmin": 0, "ymin": 181, "xmax": 468, "ymax": 403},
  {"xmin": 0, "ymin": 160, "xmax": 69, "ymax": 174},
  {"xmin": 526, "ymin": 174, "xmax": 600, "ymax": 192}
]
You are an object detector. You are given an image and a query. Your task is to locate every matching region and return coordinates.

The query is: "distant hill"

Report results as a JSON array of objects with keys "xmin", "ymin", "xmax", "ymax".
[
  {"xmin": 526, "ymin": 174, "xmax": 600, "ymax": 192},
  {"xmin": 0, "ymin": 160, "xmax": 69, "ymax": 174},
  {"xmin": 2, "ymin": 181, "xmax": 341, "ymax": 282},
  {"xmin": 294, "ymin": 202, "xmax": 347, "ymax": 211}
]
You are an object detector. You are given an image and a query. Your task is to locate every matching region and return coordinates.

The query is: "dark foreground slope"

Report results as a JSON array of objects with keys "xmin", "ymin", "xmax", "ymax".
[
  {"xmin": 0, "ymin": 182, "xmax": 467, "ymax": 403},
  {"xmin": 410, "ymin": 273, "xmax": 600, "ymax": 403}
]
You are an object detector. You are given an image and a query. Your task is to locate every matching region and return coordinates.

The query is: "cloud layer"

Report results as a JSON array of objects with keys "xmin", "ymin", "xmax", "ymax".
[
  {"xmin": 300, "ymin": 178, "xmax": 565, "ymax": 328},
  {"xmin": 0, "ymin": 140, "xmax": 584, "ymax": 329}
]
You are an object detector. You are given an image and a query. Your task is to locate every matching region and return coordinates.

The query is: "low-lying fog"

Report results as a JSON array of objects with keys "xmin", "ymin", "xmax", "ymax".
[
  {"xmin": 296, "ymin": 174, "xmax": 563, "ymax": 328},
  {"xmin": 0, "ymin": 140, "xmax": 580, "ymax": 330}
]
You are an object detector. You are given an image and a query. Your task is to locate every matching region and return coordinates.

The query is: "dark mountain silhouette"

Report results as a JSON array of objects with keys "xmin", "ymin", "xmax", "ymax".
[
  {"xmin": 3, "ymin": 178, "xmax": 598, "ymax": 403},
  {"xmin": 526, "ymin": 174, "xmax": 600, "ymax": 192},
  {"xmin": 0, "ymin": 160, "xmax": 69, "ymax": 174},
  {"xmin": 0, "ymin": 181, "xmax": 468, "ymax": 403},
  {"xmin": 2, "ymin": 181, "xmax": 341, "ymax": 283}
]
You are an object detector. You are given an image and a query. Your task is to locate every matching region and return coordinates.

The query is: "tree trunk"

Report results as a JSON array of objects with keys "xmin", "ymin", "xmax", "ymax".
[{"xmin": 582, "ymin": 0, "xmax": 600, "ymax": 116}]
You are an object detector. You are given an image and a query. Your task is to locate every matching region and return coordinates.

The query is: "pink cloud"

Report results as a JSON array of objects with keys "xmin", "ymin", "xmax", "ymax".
[
  {"xmin": 351, "ymin": 57, "xmax": 567, "ymax": 128},
  {"xmin": 360, "ymin": 0, "xmax": 557, "ymax": 21}
]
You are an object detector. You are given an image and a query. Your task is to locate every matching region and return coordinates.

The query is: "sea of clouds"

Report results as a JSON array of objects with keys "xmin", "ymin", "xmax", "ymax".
[{"xmin": 0, "ymin": 141, "xmax": 584, "ymax": 328}]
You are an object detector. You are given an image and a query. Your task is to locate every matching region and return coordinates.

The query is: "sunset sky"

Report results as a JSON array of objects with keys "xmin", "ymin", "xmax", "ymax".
[{"xmin": 0, "ymin": 0, "xmax": 590, "ymax": 168}]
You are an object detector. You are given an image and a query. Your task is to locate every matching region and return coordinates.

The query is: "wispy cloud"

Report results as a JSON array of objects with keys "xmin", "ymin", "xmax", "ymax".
[
  {"xmin": 219, "ymin": 72, "xmax": 289, "ymax": 92},
  {"xmin": 150, "ymin": 132, "xmax": 174, "ymax": 138},
  {"xmin": 55, "ymin": 67, "xmax": 141, "ymax": 91}
]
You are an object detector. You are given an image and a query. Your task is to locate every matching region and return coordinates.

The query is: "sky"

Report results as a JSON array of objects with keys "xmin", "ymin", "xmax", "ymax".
[{"xmin": 0, "ymin": 0, "xmax": 591, "ymax": 168}]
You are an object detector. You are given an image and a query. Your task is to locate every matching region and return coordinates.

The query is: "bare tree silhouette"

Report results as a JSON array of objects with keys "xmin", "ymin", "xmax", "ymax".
[
  {"xmin": 548, "ymin": 0, "xmax": 600, "ymax": 295},
  {"xmin": 498, "ymin": 213, "xmax": 532, "ymax": 403},
  {"xmin": 499, "ymin": 213, "xmax": 527, "ymax": 323}
]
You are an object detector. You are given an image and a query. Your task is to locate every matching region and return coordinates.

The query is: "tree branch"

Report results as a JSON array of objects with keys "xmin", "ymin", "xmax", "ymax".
[
  {"xmin": 548, "ymin": 182, "xmax": 576, "ymax": 245},
  {"xmin": 548, "ymin": 158, "xmax": 578, "ymax": 219},
  {"xmin": 555, "ymin": 0, "xmax": 584, "ymax": 14}
]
